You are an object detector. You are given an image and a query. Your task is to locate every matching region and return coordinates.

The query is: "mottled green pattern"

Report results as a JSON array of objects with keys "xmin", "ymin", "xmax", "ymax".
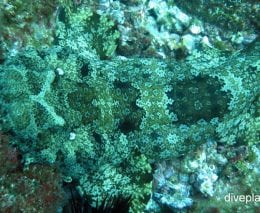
[{"xmin": 0, "ymin": 2, "xmax": 259, "ymax": 212}]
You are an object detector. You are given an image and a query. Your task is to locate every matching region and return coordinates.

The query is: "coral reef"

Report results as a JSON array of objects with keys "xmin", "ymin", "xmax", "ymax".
[
  {"xmin": 95, "ymin": 0, "xmax": 258, "ymax": 58},
  {"xmin": 147, "ymin": 161, "xmax": 193, "ymax": 211},
  {"xmin": 0, "ymin": 0, "xmax": 59, "ymax": 58},
  {"xmin": 0, "ymin": 1, "xmax": 259, "ymax": 212},
  {"xmin": 0, "ymin": 132, "xmax": 65, "ymax": 212}
]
